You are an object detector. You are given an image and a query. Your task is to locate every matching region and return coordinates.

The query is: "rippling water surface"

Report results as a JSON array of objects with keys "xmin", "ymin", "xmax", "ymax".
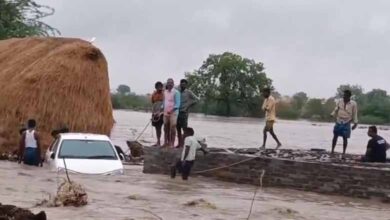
[
  {"xmin": 112, "ymin": 110, "xmax": 390, "ymax": 155},
  {"xmin": 1, "ymin": 110, "xmax": 389, "ymax": 219}
]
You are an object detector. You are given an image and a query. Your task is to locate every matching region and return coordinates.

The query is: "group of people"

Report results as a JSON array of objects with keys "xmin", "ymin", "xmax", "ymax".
[
  {"xmin": 16, "ymin": 84, "xmax": 389, "ymax": 173},
  {"xmin": 329, "ymin": 90, "xmax": 389, "ymax": 162},
  {"xmin": 263, "ymin": 88, "xmax": 389, "ymax": 162},
  {"xmin": 150, "ymin": 78, "xmax": 199, "ymax": 148},
  {"xmin": 149, "ymin": 78, "xmax": 210, "ymax": 180}
]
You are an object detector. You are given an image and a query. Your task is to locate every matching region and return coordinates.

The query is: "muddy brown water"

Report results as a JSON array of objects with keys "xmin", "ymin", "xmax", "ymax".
[
  {"xmin": 112, "ymin": 111, "xmax": 390, "ymax": 155},
  {"xmin": 1, "ymin": 110, "xmax": 390, "ymax": 220}
]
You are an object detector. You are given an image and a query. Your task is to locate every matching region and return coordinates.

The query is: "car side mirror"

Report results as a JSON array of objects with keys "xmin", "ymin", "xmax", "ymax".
[
  {"xmin": 50, "ymin": 152, "xmax": 55, "ymax": 159},
  {"xmin": 114, "ymin": 145, "xmax": 125, "ymax": 161}
]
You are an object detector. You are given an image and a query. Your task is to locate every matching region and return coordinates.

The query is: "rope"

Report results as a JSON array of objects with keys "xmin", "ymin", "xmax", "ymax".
[
  {"xmin": 193, "ymin": 156, "xmax": 258, "ymax": 174},
  {"xmin": 134, "ymin": 120, "xmax": 152, "ymax": 141},
  {"xmin": 190, "ymin": 156, "xmax": 265, "ymax": 220},
  {"xmin": 129, "ymin": 208, "xmax": 163, "ymax": 220},
  {"xmin": 247, "ymin": 169, "xmax": 265, "ymax": 220},
  {"xmin": 62, "ymin": 157, "xmax": 71, "ymax": 183},
  {"xmin": 124, "ymin": 119, "xmax": 152, "ymax": 155},
  {"xmin": 259, "ymin": 169, "xmax": 265, "ymax": 188}
]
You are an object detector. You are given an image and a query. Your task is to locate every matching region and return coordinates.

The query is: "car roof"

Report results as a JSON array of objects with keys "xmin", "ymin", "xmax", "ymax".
[{"xmin": 59, "ymin": 133, "xmax": 111, "ymax": 141}]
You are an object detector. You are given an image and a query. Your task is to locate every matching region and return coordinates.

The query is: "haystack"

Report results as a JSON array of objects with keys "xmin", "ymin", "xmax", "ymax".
[{"xmin": 0, "ymin": 37, "xmax": 114, "ymax": 153}]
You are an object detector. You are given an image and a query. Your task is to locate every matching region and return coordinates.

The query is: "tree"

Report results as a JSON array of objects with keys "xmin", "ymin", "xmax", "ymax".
[
  {"xmin": 111, "ymin": 93, "xmax": 122, "ymax": 109},
  {"xmin": 277, "ymin": 100, "xmax": 300, "ymax": 119},
  {"xmin": 360, "ymin": 89, "xmax": 390, "ymax": 123},
  {"xmin": 335, "ymin": 84, "xmax": 366, "ymax": 106},
  {"xmin": 303, "ymin": 99, "xmax": 325, "ymax": 120},
  {"xmin": 366, "ymin": 89, "xmax": 387, "ymax": 100},
  {"xmin": 0, "ymin": 0, "xmax": 59, "ymax": 40},
  {"xmin": 116, "ymin": 84, "xmax": 131, "ymax": 95},
  {"xmin": 323, "ymin": 98, "xmax": 336, "ymax": 118},
  {"xmin": 336, "ymin": 84, "xmax": 364, "ymax": 98},
  {"xmin": 271, "ymin": 91, "xmax": 282, "ymax": 100},
  {"xmin": 186, "ymin": 52, "xmax": 272, "ymax": 117},
  {"xmin": 292, "ymin": 92, "xmax": 308, "ymax": 112}
]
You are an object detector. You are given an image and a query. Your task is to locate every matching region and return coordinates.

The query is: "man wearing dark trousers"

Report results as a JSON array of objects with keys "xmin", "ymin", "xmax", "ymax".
[
  {"xmin": 176, "ymin": 79, "xmax": 199, "ymax": 148},
  {"xmin": 171, "ymin": 127, "xmax": 207, "ymax": 180}
]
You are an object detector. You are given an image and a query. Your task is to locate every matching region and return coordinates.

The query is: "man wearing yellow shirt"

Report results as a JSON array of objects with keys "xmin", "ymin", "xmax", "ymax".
[
  {"xmin": 260, "ymin": 88, "xmax": 282, "ymax": 149},
  {"xmin": 331, "ymin": 90, "xmax": 358, "ymax": 157}
]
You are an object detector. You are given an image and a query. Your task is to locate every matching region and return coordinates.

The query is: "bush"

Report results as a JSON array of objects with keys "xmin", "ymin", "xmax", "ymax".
[
  {"xmin": 277, "ymin": 108, "xmax": 300, "ymax": 120},
  {"xmin": 111, "ymin": 93, "xmax": 150, "ymax": 110},
  {"xmin": 360, "ymin": 115, "xmax": 387, "ymax": 125}
]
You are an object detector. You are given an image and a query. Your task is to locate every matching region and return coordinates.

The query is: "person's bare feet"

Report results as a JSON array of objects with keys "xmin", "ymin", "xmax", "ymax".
[
  {"xmin": 152, "ymin": 142, "xmax": 161, "ymax": 147},
  {"xmin": 259, "ymin": 146, "xmax": 266, "ymax": 150},
  {"xmin": 276, "ymin": 143, "xmax": 282, "ymax": 149}
]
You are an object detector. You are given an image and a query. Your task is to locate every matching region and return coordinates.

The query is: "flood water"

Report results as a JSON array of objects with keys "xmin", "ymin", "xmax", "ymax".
[
  {"xmin": 112, "ymin": 110, "xmax": 390, "ymax": 155},
  {"xmin": 1, "ymin": 110, "xmax": 390, "ymax": 220}
]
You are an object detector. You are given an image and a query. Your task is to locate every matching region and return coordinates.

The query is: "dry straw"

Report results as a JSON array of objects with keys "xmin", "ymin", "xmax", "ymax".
[{"xmin": 0, "ymin": 37, "xmax": 114, "ymax": 153}]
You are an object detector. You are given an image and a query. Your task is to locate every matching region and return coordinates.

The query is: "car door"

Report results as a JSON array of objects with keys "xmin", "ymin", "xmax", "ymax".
[{"xmin": 46, "ymin": 138, "xmax": 60, "ymax": 166}]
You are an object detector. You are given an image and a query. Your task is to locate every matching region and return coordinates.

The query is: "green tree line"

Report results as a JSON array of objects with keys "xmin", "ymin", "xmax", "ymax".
[
  {"xmin": 111, "ymin": 85, "xmax": 151, "ymax": 111},
  {"xmin": 277, "ymin": 85, "xmax": 390, "ymax": 125}
]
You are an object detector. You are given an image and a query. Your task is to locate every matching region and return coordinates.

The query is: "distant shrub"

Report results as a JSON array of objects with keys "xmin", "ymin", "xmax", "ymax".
[
  {"xmin": 360, "ymin": 115, "xmax": 387, "ymax": 125},
  {"xmin": 277, "ymin": 108, "xmax": 300, "ymax": 120}
]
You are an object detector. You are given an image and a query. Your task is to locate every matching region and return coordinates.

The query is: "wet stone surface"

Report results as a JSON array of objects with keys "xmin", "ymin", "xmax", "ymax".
[{"xmin": 144, "ymin": 146, "xmax": 390, "ymax": 202}]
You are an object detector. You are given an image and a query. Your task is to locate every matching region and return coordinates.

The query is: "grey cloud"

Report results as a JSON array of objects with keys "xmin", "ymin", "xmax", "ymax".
[{"xmin": 37, "ymin": 0, "xmax": 390, "ymax": 97}]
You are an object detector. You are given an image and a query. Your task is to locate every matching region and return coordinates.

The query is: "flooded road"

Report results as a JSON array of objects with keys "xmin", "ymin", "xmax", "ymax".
[{"xmin": 1, "ymin": 110, "xmax": 390, "ymax": 219}]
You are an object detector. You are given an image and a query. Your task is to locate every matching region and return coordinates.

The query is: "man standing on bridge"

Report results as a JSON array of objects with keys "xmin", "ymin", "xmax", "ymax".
[
  {"xmin": 163, "ymin": 78, "xmax": 181, "ymax": 148},
  {"xmin": 331, "ymin": 90, "xmax": 358, "ymax": 158},
  {"xmin": 176, "ymin": 79, "xmax": 199, "ymax": 148},
  {"xmin": 260, "ymin": 88, "xmax": 282, "ymax": 149}
]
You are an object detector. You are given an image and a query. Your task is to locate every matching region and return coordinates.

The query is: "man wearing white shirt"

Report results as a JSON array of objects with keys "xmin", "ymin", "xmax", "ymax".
[
  {"xmin": 170, "ymin": 127, "xmax": 207, "ymax": 180},
  {"xmin": 331, "ymin": 90, "xmax": 358, "ymax": 157}
]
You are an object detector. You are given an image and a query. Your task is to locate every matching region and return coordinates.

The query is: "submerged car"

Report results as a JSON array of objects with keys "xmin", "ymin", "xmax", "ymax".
[{"xmin": 46, "ymin": 133, "xmax": 124, "ymax": 175}]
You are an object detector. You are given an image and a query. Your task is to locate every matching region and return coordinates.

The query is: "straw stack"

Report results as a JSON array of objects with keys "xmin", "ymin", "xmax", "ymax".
[{"xmin": 0, "ymin": 37, "xmax": 114, "ymax": 153}]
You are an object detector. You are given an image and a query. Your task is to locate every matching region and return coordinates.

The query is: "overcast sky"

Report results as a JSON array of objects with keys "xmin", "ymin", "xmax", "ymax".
[{"xmin": 37, "ymin": 0, "xmax": 390, "ymax": 98}]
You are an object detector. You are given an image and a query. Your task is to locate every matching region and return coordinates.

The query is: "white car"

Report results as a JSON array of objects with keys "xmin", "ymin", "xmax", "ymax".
[{"xmin": 46, "ymin": 133, "xmax": 124, "ymax": 175}]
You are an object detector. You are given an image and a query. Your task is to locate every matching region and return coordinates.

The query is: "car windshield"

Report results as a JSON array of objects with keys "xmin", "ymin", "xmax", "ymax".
[{"xmin": 58, "ymin": 140, "xmax": 117, "ymax": 160}]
